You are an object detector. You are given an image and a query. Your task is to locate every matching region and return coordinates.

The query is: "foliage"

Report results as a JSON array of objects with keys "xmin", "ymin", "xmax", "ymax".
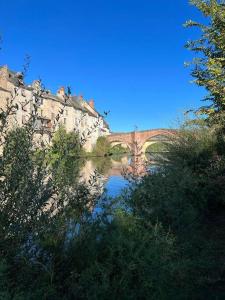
[
  {"xmin": 91, "ymin": 156, "xmax": 112, "ymax": 174},
  {"xmin": 0, "ymin": 126, "xmax": 102, "ymax": 299},
  {"xmin": 0, "ymin": 127, "xmax": 53, "ymax": 259},
  {"xmin": 1, "ymin": 124, "xmax": 213, "ymax": 299},
  {"xmin": 47, "ymin": 126, "xmax": 84, "ymax": 187},
  {"xmin": 92, "ymin": 136, "xmax": 111, "ymax": 156},
  {"xmin": 145, "ymin": 142, "xmax": 168, "ymax": 153},
  {"xmin": 1, "ymin": 1, "xmax": 225, "ymax": 298},
  {"xmin": 0, "ymin": 125, "xmax": 179, "ymax": 299},
  {"xmin": 127, "ymin": 125, "xmax": 225, "ymax": 297},
  {"xmin": 65, "ymin": 213, "xmax": 179, "ymax": 300},
  {"xmin": 0, "ymin": 210, "xmax": 182, "ymax": 300},
  {"xmin": 185, "ymin": 0, "xmax": 225, "ymax": 128},
  {"xmin": 110, "ymin": 144, "xmax": 130, "ymax": 155}
]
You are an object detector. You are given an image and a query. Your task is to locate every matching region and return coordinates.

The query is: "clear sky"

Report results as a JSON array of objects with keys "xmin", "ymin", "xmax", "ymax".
[{"xmin": 0, "ymin": 0, "xmax": 206, "ymax": 132}]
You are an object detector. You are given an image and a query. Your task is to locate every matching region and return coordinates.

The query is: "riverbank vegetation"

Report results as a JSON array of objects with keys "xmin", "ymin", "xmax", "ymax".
[
  {"xmin": 91, "ymin": 136, "xmax": 111, "ymax": 156},
  {"xmin": 110, "ymin": 144, "xmax": 130, "ymax": 155},
  {"xmin": 89, "ymin": 136, "xmax": 130, "ymax": 157},
  {"xmin": 47, "ymin": 126, "xmax": 85, "ymax": 186},
  {"xmin": 145, "ymin": 141, "xmax": 168, "ymax": 153},
  {"xmin": 0, "ymin": 0, "xmax": 225, "ymax": 299}
]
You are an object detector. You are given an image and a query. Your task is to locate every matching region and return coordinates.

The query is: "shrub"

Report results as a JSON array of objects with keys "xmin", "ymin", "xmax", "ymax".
[
  {"xmin": 126, "ymin": 125, "xmax": 225, "ymax": 297},
  {"xmin": 92, "ymin": 136, "xmax": 111, "ymax": 156},
  {"xmin": 48, "ymin": 126, "xmax": 84, "ymax": 187}
]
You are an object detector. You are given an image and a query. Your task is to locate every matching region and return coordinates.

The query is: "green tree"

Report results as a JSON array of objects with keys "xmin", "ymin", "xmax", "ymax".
[
  {"xmin": 185, "ymin": 0, "xmax": 225, "ymax": 128},
  {"xmin": 110, "ymin": 144, "xmax": 130, "ymax": 155},
  {"xmin": 0, "ymin": 127, "xmax": 53, "ymax": 259},
  {"xmin": 92, "ymin": 136, "xmax": 111, "ymax": 156},
  {"xmin": 48, "ymin": 126, "xmax": 84, "ymax": 187}
]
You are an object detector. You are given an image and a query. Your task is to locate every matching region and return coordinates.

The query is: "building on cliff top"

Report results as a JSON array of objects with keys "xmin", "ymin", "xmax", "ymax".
[{"xmin": 0, "ymin": 65, "xmax": 110, "ymax": 152}]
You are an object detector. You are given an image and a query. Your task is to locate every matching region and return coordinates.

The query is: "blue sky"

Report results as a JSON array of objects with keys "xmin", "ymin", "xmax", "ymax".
[{"xmin": 0, "ymin": 0, "xmax": 206, "ymax": 132}]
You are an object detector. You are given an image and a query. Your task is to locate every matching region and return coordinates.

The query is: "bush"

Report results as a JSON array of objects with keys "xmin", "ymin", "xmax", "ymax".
[
  {"xmin": 126, "ymin": 125, "xmax": 225, "ymax": 297},
  {"xmin": 48, "ymin": 126, "xmax": 84, "ymax": 187},
  {"xmin": 2, "ymin": 123, "xmax": 225, "ymax": 299},
  {"xmin": 0, "ymin": 127, "xmax": 52, "ymax": 258},
  {"xmin": 68, "ymin": 213, "xmax": 180, "ymax": 300},
  {"xmin": 92, "ymin": 136, "xmax": 111, "ymax": 156},
  {"xmin": 3, "ymin": 212, "xmax": 184, "ymax": 300}
]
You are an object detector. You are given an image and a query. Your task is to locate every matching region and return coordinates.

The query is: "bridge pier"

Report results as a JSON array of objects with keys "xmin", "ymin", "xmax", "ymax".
[{"xmin": 131, "ymin": 131, "xmax": 142, "ymax": 156}]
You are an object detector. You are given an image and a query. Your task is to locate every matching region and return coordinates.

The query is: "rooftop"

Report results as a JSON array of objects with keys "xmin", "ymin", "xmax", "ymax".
[{"xmin": 0, "ymin": 65, "xmax": 110, "ymax": 126}]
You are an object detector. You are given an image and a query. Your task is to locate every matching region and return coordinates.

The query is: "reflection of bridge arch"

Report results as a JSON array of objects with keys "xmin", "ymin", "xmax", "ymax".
[{"xmin": 107, "ymin": 129, "xmax": 176, "ymax": 155}]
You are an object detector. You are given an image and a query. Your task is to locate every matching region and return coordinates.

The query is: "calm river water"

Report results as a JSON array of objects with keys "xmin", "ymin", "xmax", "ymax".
[{"xmin": 80, "ymin": 153, "xmax": 157, "ymax": 197}]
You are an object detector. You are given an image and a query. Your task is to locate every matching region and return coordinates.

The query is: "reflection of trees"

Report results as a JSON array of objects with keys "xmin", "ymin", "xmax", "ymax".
[
  {"xmin": 79, "ymin": 154, "xmax": 156, "ymax": 194},
  {"xmin": 79, "ymin": 159, "xmax": 107, "ymax": 197},
  {"xmin": 91, "ymin": 156, "xmax": 112, "ymax": 175},
  {"xmin": 109, "ymin": 155, "xmax": 148, "ymax": 178},
  {"xmin": 110, "ymin": 153, "xmax": 127, "ymax": 162}
]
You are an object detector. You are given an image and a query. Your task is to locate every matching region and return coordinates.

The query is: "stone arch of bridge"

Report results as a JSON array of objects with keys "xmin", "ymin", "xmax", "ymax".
[
  {"xmin": 141, "ymin": 141, "xmax": 159, "ymax": 153},
  {"xmin": 140, "ymin": 134, "xmax": 172, "ymax": 154},
  {"xmin": 109, "ymin": 140, "xmax": 132, "ymax": 151},
  {"xmin": 107, "ymin": 130, "xmax": 175, "ymax": 155}
]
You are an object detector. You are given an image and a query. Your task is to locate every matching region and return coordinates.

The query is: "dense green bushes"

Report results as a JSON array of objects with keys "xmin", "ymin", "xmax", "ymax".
[
  {"xmin": 1, "ymin": 122, "xmax": 225, "ymax": 299},
  {"xmin": 126, "ymin": 124, "xmax": 225, "ymax": 297},
  {"xmin": 0, "ymin": 122, "xmax": 177, "ymax": 299}
]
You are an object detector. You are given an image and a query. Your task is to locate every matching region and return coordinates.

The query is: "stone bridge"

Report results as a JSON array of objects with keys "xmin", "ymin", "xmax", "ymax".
[{"xmin": 107, "ymin": 129, "xmax": 176, "ymax": 155}]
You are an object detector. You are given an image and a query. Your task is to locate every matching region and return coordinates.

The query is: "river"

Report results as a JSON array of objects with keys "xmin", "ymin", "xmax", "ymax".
[{"xmin": 79, "ymin": 153, "xmax": 160, "ymax": 197}]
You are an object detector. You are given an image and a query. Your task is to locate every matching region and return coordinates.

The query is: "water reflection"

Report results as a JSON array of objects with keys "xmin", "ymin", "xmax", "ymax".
[{"xmin": 80, "ymin": 153, "xmax": 159, "ymax": 196}]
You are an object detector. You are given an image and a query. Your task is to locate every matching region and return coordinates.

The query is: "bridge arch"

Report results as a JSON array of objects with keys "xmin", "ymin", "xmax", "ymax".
[
  {"xmin": 110, "ymin": 141, "xmax": 132, "ymax": 150},
  {"xmin": 109, "ymin": 141, "xmax": 132, "ymax": 152},
  {"xmin": 141, "ymin": 134, "xmax": 171, "ymax": 154},
  {"xmin": 107, "ymin": 129, "xmax": 176, "ymax": 156}
]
